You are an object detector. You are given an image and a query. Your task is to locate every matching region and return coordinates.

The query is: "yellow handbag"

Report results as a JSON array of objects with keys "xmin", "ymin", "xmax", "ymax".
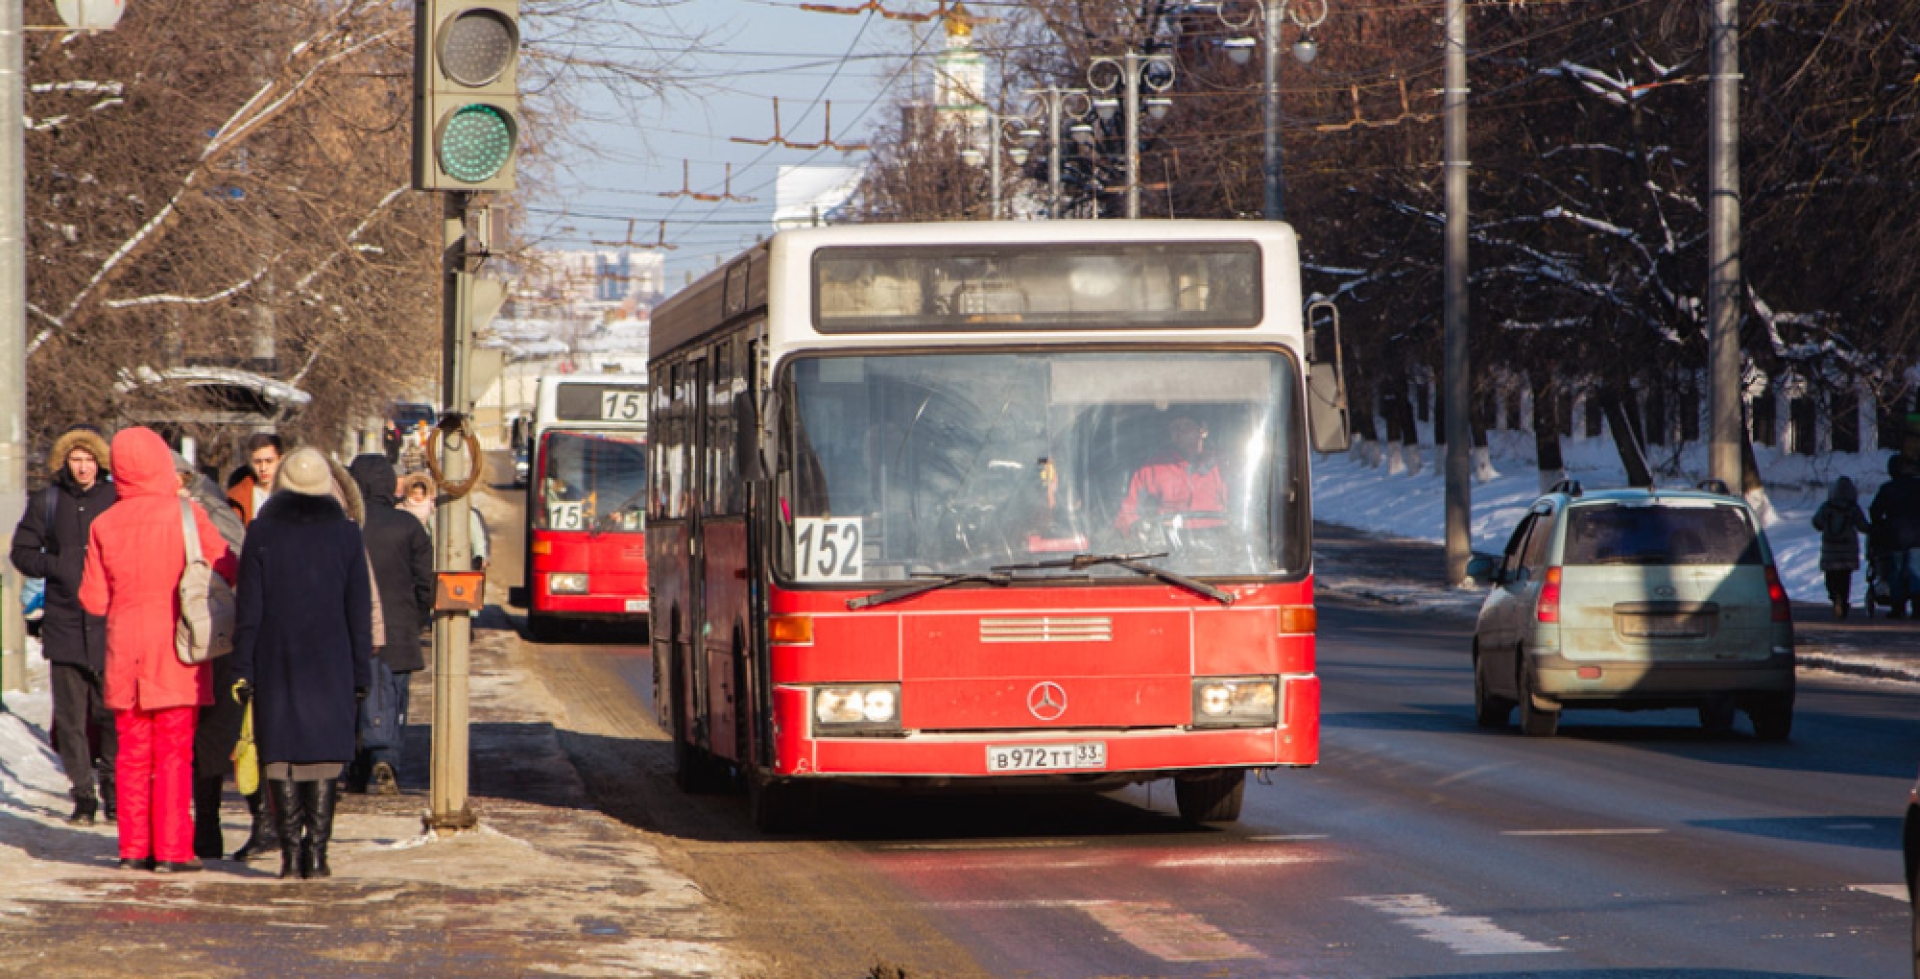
[{"xmin": 231, "ymin": 695, "xmax": 259, "ymax": 797}]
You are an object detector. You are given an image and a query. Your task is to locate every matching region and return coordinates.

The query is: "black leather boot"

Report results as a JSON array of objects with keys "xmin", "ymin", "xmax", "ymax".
[
  {"xmin": 97, "ymin": 771, "xmax": 116, "ymax": 823},
  {"xmin": 298, "ymin": 780, "xmax": 338, "ymax": 878},
  {"xmin": 192, "ymin": 776, "xmax": 225, "ymax": 860},
  {"xmin": 231, "ymin": 790, "xmax": 280, "ymax": 862},
  {"xmin": 266, "ymin": 779, "xmax": 303, "ymax": 880},
  {"xmin": 66, "ymin": 789, "xmax": 97, "ymax": 826}
]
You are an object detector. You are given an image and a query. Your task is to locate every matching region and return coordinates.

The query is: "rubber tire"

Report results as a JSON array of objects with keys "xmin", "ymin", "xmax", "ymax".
[
  {"xmin": 1473, "ymin": 648, "xmax": 1515, "ymax": 729},
  {"xmin": 1747, "ymin": 692, "xmax": 1794, "ymax": 742},
  {"xmin": 670, "ymin": 653, "xmax": 728, "ymax": 794},
  {"xmin": 1175, "ymin": 769, "xmax": 1246, "ymax": 824},
  {"xmin": 1518, "ymin": 660, "xmax": 1560, "ymax": 738},
  {"xmin": 748, "ymin": 772, "xmax": 816, "ymax": 834},
  {"xmin": 1698, "ymin": 697, "xmax": 1738, "ymax": 734},
  {"xmin": 524, "ymin": 612, "xmax": 562, "ymax": 644}
]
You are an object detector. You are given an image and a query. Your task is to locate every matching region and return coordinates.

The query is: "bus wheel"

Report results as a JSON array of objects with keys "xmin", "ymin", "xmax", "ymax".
[
  {"xmin": 671, "ymin": 662, "xmax": 727, "ymax": 794},
  {"xmin": 748, "ymin": 772, "xmax": 816, "ymax": 834},
  {"xmin": 1174, "ymin": 769, "xmax": 1245, "ymax": 824},
  {"xmin": 525, "ymin": 612, "xmax": 561, "ymax": 644}
]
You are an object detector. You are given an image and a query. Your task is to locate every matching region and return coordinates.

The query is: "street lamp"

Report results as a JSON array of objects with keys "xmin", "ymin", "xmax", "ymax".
[
  {"xmin": 1023, "ymin": 85, "xmax": 1093, "ymax": 218},
  {"xmin": 1087, "ymin": 49, "xmax": 1176, "ymax": 219},
  {"xmin": 1216, "ymin": 0, "xmax": 1330, "ymax": 221}
]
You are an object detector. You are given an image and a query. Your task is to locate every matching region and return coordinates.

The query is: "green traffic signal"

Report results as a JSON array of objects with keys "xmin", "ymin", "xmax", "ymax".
[{"xmin": 437, "ymin": 104, "xmax": 517, "ymax": 184}]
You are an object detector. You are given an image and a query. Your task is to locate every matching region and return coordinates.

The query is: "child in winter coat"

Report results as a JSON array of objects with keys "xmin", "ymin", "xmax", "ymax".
[{"xmin": 1812, "ymin": 476, "xmax": 1871, "ymax": 618}]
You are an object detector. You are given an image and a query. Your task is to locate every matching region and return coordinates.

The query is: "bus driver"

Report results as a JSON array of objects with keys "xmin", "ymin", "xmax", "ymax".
[{"xmin": 1114, "ymin": 415, "xmax": 1229, "ymax": 536}]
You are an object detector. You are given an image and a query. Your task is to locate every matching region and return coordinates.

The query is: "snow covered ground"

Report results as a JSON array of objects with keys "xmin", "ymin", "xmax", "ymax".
[{"xmin": 1311, "ymin": 431, "xmax": 1897, "ymax": 605}]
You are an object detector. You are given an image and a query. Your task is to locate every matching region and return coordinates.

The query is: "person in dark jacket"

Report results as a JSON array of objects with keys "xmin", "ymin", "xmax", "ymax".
[
  {"xmin": 1870, "ymin": 455, "xmax": 1920, "ymax": 618},
  {"xmin": 1812, "ymin": 476, "xmax": 1871, "ymax": 618},
  {"xmin": 172, "ymin": 452, "xmax": 251, "ymax": 861},
  {"xmin": 347, "ymin": 455, "xmax": 434, "ymax": 795},
  {"xmin": 230, "ymin": 448, "xmax": 373, "ymax": 880},
  {"xmin": 10, "ymin": 426, "xmax": 119, "ymax": 824}
]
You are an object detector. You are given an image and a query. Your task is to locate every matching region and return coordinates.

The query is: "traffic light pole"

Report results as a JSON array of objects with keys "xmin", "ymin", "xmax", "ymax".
[{"xmin": 429, "ymin": 189, "xmax": 477, "ymax": 834}]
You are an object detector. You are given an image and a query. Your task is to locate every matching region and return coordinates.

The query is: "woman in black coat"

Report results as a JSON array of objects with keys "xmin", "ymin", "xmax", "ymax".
[
  {"xmin": 346, "ymin": 454, "xmax": 434, "ymax": 794},
  {"xmin": 230, "ymin": 448, "xmax": 372, "ymax": 880}
]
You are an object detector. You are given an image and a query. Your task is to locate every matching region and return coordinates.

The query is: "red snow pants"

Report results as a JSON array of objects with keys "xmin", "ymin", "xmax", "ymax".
[{"xmin": 114, "ymin": 706, "xmax": 198, "ymax": 863}]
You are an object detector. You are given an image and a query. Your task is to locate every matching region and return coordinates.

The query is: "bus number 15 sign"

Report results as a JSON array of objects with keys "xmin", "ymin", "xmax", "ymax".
[
  {"xmin": 794, "ymin": 518, "xmax": 862, "ymax": 582},
  {"xmin": 601, "ymin": 390, "xmax": 644, "ymax": 421}
]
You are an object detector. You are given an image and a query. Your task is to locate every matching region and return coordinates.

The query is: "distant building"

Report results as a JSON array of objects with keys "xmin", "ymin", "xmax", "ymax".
[
  {"xmin": 518, "ymin": 248, "xmax": 666, "ymax": 321},
  {"xmin": 774, "ymin": 166, "xmax": 863, "ymax": 231},
  {"xmin": 932, "ymin": 2, "xmax": 987, "ymax": 153}
]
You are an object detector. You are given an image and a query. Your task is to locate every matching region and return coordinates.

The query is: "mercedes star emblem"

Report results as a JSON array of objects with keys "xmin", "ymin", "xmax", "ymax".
[{"xmin": 1027, "ymin": 681, "xmax": 1068, "ymax": 721}]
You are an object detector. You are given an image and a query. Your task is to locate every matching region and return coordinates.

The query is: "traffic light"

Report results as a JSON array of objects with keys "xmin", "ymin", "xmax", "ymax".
[{"xmin": 414, "ymin": 1, "xmax": 520, "ymax": 192}]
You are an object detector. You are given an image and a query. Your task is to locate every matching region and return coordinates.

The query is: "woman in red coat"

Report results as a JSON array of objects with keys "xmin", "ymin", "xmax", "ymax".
[{"xmin": 80, "ymin": 427, "xmax": 237, "ymax": 872}]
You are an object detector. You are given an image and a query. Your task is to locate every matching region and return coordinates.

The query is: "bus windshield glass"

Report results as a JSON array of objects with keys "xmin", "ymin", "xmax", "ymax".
[
  {"xmin": 782, "ymin": 351, "xmax": 1305, "ymax": 583},
  {"xmin": 536, "ymin": 432, "xmax": 648, "ymax": 533}
]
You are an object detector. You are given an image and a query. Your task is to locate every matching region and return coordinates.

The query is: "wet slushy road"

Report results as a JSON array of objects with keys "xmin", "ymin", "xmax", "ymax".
[{"xmin": 526, "ymin": 594, "xmax": 1918, "ymax": 979}]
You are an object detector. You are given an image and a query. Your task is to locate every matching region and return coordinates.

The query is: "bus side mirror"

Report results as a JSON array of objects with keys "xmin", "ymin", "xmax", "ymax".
[{"xmin": 1305, "ymin": 300, "xmax": 1350, "ymax": 453}]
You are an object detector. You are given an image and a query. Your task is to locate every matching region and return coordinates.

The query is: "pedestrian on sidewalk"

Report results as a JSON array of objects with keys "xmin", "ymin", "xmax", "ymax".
[
  {"xmin": 1869, "ymin": 455, "xmax": 1920, "ymax": 618},
  {"xmin": 348, "ymin": 454, "xmax": 433, "ymax": 796},
  {"xmin": 11, "ymin": 426, "xmax": 118, "ymax": 825},
  {"xmin": 398, "ymin": 472, "xmax": 435, "ymax": 527},
  {"xmin": 172, "ymin": 451, "xmax": 248, "ymax": 862},
  {"xmin": 225, "ymin": 434, "xmax": 283, "ymax": 526},
  {"xmin": 79, "ymin": 427, "xmax": 238, "ymax": 873},
  {"xmin": 230, "ymin": 448, "xmax": 372, "ymax": 880},
  {"xmin": 1812, "ymin": 476, "xmax": 1871, "ymax": 619}
]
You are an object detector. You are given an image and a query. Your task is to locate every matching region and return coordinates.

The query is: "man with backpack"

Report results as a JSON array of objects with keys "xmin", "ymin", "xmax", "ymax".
[{"xmin": 10, "ymin": 426, "xmax": 119, "ymax": 824}]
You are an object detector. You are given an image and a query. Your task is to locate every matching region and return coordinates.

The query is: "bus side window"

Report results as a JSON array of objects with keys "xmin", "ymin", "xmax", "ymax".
[
  {"xmin": 648, "ymin": 368, "xmax": 669, "ymax": 519},
  {"xmin": 704, "ymin": 338, "xmax": 736, "ymax": 517}
]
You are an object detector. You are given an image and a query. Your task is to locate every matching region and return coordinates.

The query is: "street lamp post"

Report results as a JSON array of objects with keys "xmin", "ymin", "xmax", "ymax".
[
  {"xmin": 963, "ymin": 109, "xmax": 1034, "ymax": 220},
  {"xmin": 1022, "ymin": 85, "xmax": 1090, "ymax": 219},
  {"xmin": 1088, "ymin": 50, "xmax": 1175, "ymax": 219},
  {"xmin": 1218, "ymin": 0, "xmax": 1328, "ymax": 222}
]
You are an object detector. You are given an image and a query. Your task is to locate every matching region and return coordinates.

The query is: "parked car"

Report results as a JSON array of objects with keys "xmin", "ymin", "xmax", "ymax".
[
  {"xmin": 1466, "ymin": 481, "xmax": 1794, "ymax": 739},
  {"xmin": 1905, "ymin": 770, "xmax": 1919, "ymax": 978}
]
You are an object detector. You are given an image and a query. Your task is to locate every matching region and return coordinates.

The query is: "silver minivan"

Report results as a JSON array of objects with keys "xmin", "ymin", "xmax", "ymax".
[{"xmin": 1467, "ymin": 484, "xmax": 1795, "ymax": 739}]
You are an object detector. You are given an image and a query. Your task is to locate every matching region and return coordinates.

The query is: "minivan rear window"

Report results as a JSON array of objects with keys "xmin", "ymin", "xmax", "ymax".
[{"xmin": 1562, "ymin": 504, "xmax": 1761, "ymax": 566}]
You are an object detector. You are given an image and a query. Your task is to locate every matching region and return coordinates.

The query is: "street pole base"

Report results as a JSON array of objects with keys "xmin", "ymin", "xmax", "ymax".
[{"xmin": 424, "ymin": 808, "xmax": 479, "ymax": 837}]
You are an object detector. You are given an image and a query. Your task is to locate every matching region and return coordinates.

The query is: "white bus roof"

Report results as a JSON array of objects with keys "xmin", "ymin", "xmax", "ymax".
[{"xmin": 531, "ymin": 373, "xmax": 649, "ymax": 436}]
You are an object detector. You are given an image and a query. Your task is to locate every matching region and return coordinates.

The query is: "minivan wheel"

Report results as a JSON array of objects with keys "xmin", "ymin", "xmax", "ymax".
[
  {"xmin": 1473, "ymin": 648, "xmax": 1514, "ymax": 729},
  {"xmin": 1747, "ymin": 692, "xmax": 1794, "ymax": 742},
  {"xmin": 1518, "ymin": 659, "xmax": 1560, "ymax": 738}
]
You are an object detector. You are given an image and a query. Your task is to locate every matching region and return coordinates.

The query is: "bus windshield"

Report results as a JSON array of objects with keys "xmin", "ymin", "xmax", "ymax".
[
  {"xmin": 535, "ymin": 431, "xmax": 648, "ymax": 533},
  {"xmin": 782, "ymin": 351, "xmax": 1305, "ymax": 583}
]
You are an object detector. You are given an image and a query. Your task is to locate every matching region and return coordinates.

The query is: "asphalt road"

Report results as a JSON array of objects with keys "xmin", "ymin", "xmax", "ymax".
[{"xmin": 498, "ymin": 486, "xmax": 1919, "ymax": 978}]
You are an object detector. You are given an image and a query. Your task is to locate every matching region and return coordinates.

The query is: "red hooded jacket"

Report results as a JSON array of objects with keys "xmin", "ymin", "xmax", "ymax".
[{"xmin": 80, "ymin": 427, "xmax": 238, "ymax": 711}]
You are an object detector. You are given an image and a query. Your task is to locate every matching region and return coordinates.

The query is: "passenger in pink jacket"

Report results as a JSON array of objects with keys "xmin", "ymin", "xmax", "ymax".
[{"xmin": 80, "ymin": 427, "xmax": 237, "ymax": 872}]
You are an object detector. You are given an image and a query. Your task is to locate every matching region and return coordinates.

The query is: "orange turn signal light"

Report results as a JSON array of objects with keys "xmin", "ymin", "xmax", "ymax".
[
  {"xmin": 1279, "ymin": 606, "xmax": 1317, "ymax": 635},
  {"xmin": 530, "ymin": 541, "xmax": 552, "ymax": 555},
  {"xmin": 768, "ymin": 615, "xmax": 814, "ymax": 645}
]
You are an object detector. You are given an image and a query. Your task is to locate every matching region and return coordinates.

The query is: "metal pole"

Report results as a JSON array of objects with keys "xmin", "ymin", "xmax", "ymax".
[
  {"xmin": 1707, "ymin": 0, "xmax": 1743, "ymax": 490},
  {"xmin": 989, "ymin": 111, "xmax": 1002, "ymax": 221},
  {"xmin": 1046, "ymin": 89, "xmax": 1062, "ymax": 217},
  {"xmin": 429, "ymin": 190, "xmax": 476, "ymax": 833},
  {"xmin": 1262, "ymin": 0, "xmax": 1285, "ymax": 221},
  {"xmin": 1124, "ymin": 52, "xmax": 1141, "ymax": 219},
  {"xmin": 1442, "ymin": 0, "xmax": 1471, "ymax": 586},
  {"xmin": 0, "ymin": 0, "xmax": 26, "ymax": 693}
]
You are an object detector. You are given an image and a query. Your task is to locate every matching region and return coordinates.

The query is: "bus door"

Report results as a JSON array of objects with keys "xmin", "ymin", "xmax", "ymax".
[{"xmin": 685, "ymin": 353, "xmax": 716, "ymax": 756}]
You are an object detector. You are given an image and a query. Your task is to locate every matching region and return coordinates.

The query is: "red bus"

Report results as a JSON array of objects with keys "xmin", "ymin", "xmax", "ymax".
[
  {"xmin": 647, "ymin": 222, "xmax": 1350, "ymax": 829},
  {"xmin": 511, "ymin": 373, "xmax": 651, "ymax": 642}
]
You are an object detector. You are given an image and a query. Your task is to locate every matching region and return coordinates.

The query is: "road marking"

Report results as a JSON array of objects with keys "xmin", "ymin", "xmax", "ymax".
[
  {"xmin": 876, "ymin": 840, "xmax": 1085, "ymax": 851},
  {"xmin": 1501, "ymin": 828, "xmax": 1666, "ymax": 837},
  {"xmin": 1080, "ymin": 901, "xmax": 1262, "ymax": 962},
  {"xmin": 1349, "ymin": 894, "xmax": 1561, "ymax": 956},
  {"xmin": 1248, "ymin": 834, "xmax": 1330, "ymax": 842},
  {"xmin": 1153, "ymin": 851, "xmax": 1320, "ymax": 869},
  {"xmin": 1825, "ymin": 823, "xmax": 1874, "ymax": 831},
  {"xmin": 1848, "ymin": 884, "xmax": 1910, "ymax": 903},
  {"xmin": 873, "ymin": 848, "xmax": 1328, "ymax": 872}
]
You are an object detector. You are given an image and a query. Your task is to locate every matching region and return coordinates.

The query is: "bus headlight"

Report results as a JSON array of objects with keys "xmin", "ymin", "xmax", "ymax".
[
  {"xmin": 547, "ymin": 572, "xmax": 590, "ymax": 595},
  {"xmin": 813, "ymin": 684, "xmax": 902, "ymax": 734},
  {"xmin": 1192, "ymin": 677, "xmax": 1279, "ymax": 728}
]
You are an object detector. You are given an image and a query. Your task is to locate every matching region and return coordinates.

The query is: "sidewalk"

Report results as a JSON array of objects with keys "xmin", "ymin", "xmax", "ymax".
[
  {"xmin": 1313, "ymin": 521, "xmax": 1920, "ymax": 685},
  {"xmin": 0, "ymin": 619, "xmax": 742, "ymax": 977}
]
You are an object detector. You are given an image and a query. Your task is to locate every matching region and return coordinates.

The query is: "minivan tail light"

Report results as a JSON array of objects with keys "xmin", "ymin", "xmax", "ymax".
[
  {"xmin": 1765, "ymin": 566, "xmax": 1791, "ymax": 623},
  {"xmin": 1536, "ymin": 567, "xmax": 1562, "ymax": 623}
]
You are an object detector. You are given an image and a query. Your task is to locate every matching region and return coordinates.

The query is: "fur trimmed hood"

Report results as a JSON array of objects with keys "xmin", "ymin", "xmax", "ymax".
[
  {"xmin": 327, "ymin": 455, "xmax": 365, "ymax": 525},
  {"xmin": 48, "ymin": 428, "xmax": 110, "ymax": 475}
]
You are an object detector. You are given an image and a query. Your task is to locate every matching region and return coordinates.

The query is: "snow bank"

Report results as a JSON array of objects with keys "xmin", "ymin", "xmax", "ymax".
[{"xmin": 1313, "ymin": 434, "xmax": 1893, "ymax": 604}]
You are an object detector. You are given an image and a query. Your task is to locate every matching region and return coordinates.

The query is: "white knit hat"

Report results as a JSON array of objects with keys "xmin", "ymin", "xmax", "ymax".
[{"xmin": 275, "ymin": 447, "xmax": 331, "ymax": 497}]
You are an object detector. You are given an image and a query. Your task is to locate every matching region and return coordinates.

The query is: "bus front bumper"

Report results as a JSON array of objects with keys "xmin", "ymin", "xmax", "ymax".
[{"xmin": 767, "ymin": 676, "xmax": 1320, "ymax": 779}]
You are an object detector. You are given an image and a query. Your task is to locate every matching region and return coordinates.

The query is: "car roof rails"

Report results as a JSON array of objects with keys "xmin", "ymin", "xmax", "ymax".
[
  {"xmin": 1696, "ymin": 478, "xmax": 1732, "ymax": 496},
  {"xmin": 1548, "ymin": 479, "xmax": 1583, "ymax": 497}
]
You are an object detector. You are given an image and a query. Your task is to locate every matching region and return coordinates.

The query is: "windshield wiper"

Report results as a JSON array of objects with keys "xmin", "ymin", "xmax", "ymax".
[
  {"xmin": 994, "ymin": 552, "xmax": 1235, "ymax": 606},
  {"xmin": 848, "ymin": 572, "xmax": 1011, "ymax": 611}
]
